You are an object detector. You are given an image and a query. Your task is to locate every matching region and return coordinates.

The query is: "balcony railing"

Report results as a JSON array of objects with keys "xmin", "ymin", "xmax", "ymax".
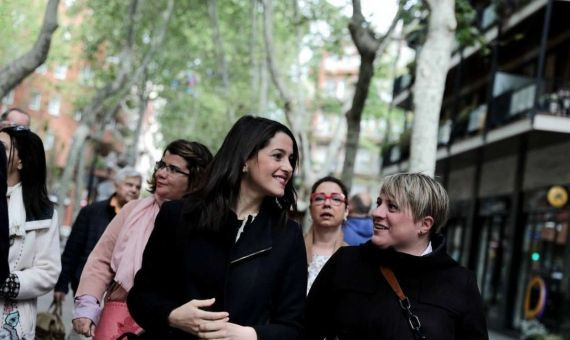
[{"xmin": 382, "ymin": 78, "xmax": 570, "ymax": 166}]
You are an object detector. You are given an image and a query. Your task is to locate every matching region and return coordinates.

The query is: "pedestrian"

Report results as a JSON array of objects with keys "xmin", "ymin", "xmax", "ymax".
[
  {"xmin": 0, "ymin": 126, "xmax": 61, "ymax": 339},
  {"xmin": 127, "ymin": 116, "xmax": 307, "ymax": 339},
  {"xmin": 304, "ymin": 176, "xmax": 348, "ymax": 294},
  {"xmin": 304, "ymin": 173, "xmax": 488, "ymax": 340},
  {"xmin": 343, "ymin": 192, "xmax": 373, "ymax": 245},
  {"xmin": 72, "ymin": 140, "xmax": 212, "ymax": 340},
  {"xmin": 0, "ymin": 108, "xmax": 31, "ymax": 128},
  {"xmin": 0, "ymin": 143, "xmax": 9, "ymax": 284},
  {"xmin": 53, "ymin": 166, "xmax": 142, "ymax": 303}
]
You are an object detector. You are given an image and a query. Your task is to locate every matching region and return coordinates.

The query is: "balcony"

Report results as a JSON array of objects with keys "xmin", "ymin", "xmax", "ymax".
[{"xmin": 382, "ymin": 77, "xmax": 570, "ymax": 173}]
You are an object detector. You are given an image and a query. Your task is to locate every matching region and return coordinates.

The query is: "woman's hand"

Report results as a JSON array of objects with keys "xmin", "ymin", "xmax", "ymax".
[
  {"xmin": 168, "ymin": 298, "xmax": 229, "ymax": 335},
  {"xmin": 72, "ymin": 317, "xmax": 95, "ymax": 337},
  {"xmin": 198, "ymin": 321, "xmax": 257, "ymax": 340}
]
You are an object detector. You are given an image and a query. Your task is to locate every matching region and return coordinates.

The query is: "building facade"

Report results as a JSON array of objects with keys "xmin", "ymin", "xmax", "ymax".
[{"xmin": 384, "ymin": 0, "xmax": 570, "ymax": 337}]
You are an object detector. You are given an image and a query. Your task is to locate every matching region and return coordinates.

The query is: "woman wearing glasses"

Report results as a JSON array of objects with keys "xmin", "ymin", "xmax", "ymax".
[
  {"xmin": 73, "ymin": 139, "xmax": 212, "ymax": 339},
  {"xmin": 128, "ymin": 116, "xmax": 307, "ymax": 339},
  {"xmin": 304, "ymin": 176, "xmax": 348, "ymax": 294},
  {"xmin": 0, "ymin": 126, "xmax": 61, "ymax": 339}
]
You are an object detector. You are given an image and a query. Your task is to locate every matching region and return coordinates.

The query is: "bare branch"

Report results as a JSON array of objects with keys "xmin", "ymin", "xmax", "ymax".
[{"xmin": 0, "ymin": 0, "xmax": 60, "ymax": 98}]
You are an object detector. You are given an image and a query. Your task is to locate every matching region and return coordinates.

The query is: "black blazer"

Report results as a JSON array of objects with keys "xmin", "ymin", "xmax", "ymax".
[
  {"xmin": 128, "ymin": 200, "xmax": 307, "ymax": 340},
  {"xmin": 55, "ymin": 197, "xmax": 116, "ymax": 293},
  {"xmin": 304, "ymin": 235, "xmax": 488, "ymax": 340},
  {"xmin": 0, "ymin": 143, "xmax": 8, "ymax": 283}
]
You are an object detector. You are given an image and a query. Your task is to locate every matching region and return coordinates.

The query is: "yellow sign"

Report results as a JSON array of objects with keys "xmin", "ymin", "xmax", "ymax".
[{"xmin": 546, "ymin": 185, "xmax": 568, "ymax": 208}]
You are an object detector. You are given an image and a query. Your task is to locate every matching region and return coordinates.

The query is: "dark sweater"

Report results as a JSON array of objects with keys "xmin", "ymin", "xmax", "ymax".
[{"xmin": 304, "ymin": 234, "xmax": 488, "ymax": 340}]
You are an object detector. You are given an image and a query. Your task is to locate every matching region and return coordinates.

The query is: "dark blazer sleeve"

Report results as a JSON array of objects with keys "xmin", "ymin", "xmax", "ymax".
[
  {"xmin": 457, "ymin": 271, "xmax": 489, "ymax": 340},
  {"xmin": 55, "ymin": 206, "xmax": 90, "ymax": 293},
  {"xmin": 127, "ymin": 202, "xmax": 184, "ymax": 335},
  {"xmin": 0, "ymin": 143, "xmax": 8, "ymax": 283},
  {"xmin": 253, "ymin": 222, "xmax": 307, "ymax": 340},
  {"xmin": 303, "ymin": 248, "xmax": 342, "ymax": 340}
]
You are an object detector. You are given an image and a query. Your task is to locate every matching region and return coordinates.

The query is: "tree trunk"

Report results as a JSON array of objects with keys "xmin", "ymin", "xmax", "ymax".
[
  {"xmin": 409, "ymin": 0, "xmax": 456, "ymax": 177},
  {"xmin": 72, "ymin": 141, "xmax": 88, "ymax": 220},
  {"xmin": 261, "ymin": 0, "xmax": 312, "ymax": 190},
  {"xmin": 250, "ymin": 0, "xmax": 259, "ymax": 111},
  {"xmin": 56, "ymin": 0, "xmax": 174, "ymax": 224},
  {"xmin": 341, "ymin": 0, "xmax": 398, "ymax": 191},
  {"xmin": 127, "ymin": 71, "xmax": 149, "ymax": 166},
  {"xmin": 207, "ymin": 0, "xmax": 235, "ymax": 121},
  {"xmin": 0, "ymin": 0, "xmax": 59, "ymax": 99},
  {"xmin": 56, "ymin": 124, "xmax": 89, "ymax": 225}
]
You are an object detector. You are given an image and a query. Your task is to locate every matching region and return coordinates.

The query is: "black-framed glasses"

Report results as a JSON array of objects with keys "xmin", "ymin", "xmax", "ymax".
[
  {"xmin": 154, "ymin": 160, "xmax": 191, "ymax": 176},
  {"xmin": 310, "ymin": 192, "xmax": 346, "ymax": 206}
]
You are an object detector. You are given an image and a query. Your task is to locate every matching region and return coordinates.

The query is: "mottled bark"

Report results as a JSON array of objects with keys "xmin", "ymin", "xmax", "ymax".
[{"xmin": 409, "ymin": 0, "xmax": 456, "ymax": 176}]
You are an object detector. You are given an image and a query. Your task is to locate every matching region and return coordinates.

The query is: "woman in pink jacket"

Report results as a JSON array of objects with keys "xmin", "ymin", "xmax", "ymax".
[{"xmin": 72, "ymin": 139, "xmax": 212, "ymax": 339}]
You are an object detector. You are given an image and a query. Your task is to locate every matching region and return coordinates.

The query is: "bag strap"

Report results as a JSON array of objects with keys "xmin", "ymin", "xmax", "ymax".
[
  {"xmin": 379, "ymin": 266, "xmax": 429, "ymax": 340},
  {"xmin": 49, "ymin": 300, "xmax": 63, "ymax": 316}
]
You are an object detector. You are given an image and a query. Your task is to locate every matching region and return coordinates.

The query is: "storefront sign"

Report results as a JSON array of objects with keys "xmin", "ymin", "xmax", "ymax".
[{"xmin": 546, "ymin": 185, "xmax": 568, "ymax": 208}]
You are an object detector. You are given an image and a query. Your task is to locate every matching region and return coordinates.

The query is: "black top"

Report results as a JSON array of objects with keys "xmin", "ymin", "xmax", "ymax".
[
  {"xmin": 0, "ymin": 143, "xmax": 8, "ymax": 283},
  {"xmin": 304, "ymin": 234, "xmax": 488, "ymax": 340},
  {"xmin": 128, "ymin": 199, "xmax": 307, "ymax": 339},
  {"xmin": 55, "ymin": 197, "xmax": 117, "ymax": 294}
]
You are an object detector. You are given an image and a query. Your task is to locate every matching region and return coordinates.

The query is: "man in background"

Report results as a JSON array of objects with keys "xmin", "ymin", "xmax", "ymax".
[
  {"xmin": 343, "ymin": 192, "xmax": 373, "ymax": 245},
  {"xmin": 0, "ymin": 108, "xmax": 31, "ymax": 128},
  {"xmin": 53, "ymin": 167, "xmax": 142, "ymax": 302}
]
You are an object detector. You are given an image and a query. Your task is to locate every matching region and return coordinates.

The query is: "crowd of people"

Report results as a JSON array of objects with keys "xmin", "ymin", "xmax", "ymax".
[{"xmin": 0, "ymin": 108, "xmax": 489, "ymax": 339}]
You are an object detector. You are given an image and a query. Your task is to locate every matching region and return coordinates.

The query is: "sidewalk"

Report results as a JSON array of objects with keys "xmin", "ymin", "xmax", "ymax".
[{"xmin": 490, "ymin": 330, "xmax": 519, "ymax": 340}]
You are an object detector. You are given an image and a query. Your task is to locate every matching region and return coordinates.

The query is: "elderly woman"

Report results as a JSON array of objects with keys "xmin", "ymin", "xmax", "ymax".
[
  {"xmin": 304, "ymin": 173, "xmax": 488, "ymax": 340},
  {"xmin": 304, "ymin": 176, "xmax": 348, "ymax": 294},
  {"xmin": 72, "ymin": 139, "xmax": 212, "ymax": 339}
]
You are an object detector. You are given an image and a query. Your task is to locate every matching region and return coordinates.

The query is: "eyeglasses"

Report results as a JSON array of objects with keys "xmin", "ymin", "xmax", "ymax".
[
  {"xmin": 154, "ymin": 160, "xmax": 190, "ymax": 176},
  {"xmin": 310, "ymin": 192, "xmax": 346, "ymax": 206}
]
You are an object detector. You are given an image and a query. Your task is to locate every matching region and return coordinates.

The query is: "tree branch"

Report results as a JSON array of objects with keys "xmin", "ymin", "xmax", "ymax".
[{"xmin": 0, "ymin": 0, "xmax": 60, "ymax": 98}]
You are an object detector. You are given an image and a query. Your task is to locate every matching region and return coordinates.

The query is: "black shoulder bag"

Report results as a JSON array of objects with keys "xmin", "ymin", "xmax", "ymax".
[{"xmin": 380, "ymin": 266, "xmax": 429, "ymax": 340}]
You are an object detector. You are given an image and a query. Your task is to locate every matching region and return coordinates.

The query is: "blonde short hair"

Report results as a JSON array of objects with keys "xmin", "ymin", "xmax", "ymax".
[{"xmin": 379, "ymin": 173, "xmax": 449, "ymax": 233}]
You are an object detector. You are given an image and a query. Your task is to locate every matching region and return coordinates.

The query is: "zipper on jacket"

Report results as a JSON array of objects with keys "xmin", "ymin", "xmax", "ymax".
[{"xmin": 230, "ymin": 246, "xmax": 272, "ymax": 265}]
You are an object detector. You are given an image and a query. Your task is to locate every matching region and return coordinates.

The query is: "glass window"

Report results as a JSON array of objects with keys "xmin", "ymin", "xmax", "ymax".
[
  {"xmin": 48, "ymin": 95, "xmax": 61, "ymax": 116},
  {"xmin": 54, "ymin": 64, "xmax": 68, "ymax": 80},
  {"xmin": 29, "ymin": 92, "xmax": 41, "ymax": 111}
]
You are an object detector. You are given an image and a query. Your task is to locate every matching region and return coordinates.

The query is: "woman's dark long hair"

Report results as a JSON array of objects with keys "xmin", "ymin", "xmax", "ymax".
[
  {"xmin": 147, "ymin": 139, "xmax": 213, "ymax": 194},
  {"xmin": 184, "ymin": 115, "xmax": 299, "ymax": 232},
  {"xmin": 1, "ymin": 127, "xmax": 53, "ymax": 220}
]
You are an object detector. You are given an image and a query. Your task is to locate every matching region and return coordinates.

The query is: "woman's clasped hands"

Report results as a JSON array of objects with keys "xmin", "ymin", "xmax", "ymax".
[{"xmin": 168, "ymin": 298, "xmax": 257, "ymax": 340}]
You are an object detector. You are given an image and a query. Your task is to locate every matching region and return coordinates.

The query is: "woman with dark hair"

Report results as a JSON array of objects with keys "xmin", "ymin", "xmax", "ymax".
[
  {"xmin": 72, "ymin": 140, "xmax": 212, "ymax": 340},
  {"xmin": 304, "ymin": 176, "xmax": 348, "ymax": 294},
  {"xmin": 304, "ymin": 173, "xmax": 488, "ymax": 340},
  {"xmin": 0, "ymin": 143, "xmax": 9, "ymax": 284},
  {"xmin": 0, "ymin": 126, "xmax": 61, "ymax": 339},
  {"xmin": 128, "ymin": 115, "xmax": 307, "ymax": 339}
]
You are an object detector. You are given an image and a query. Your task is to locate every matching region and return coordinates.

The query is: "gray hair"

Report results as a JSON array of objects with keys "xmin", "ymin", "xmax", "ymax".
[
  {"xmin": 114, "ymin": 166, "xmax": 142, "ymax": 184},
  {"xmin": 379, "ymin": 173, "xmax": 449, "ymax": 234}
]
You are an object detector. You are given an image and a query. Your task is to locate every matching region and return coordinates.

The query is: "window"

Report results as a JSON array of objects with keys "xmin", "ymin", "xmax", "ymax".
[
  {"xmin": 29, "ymin": 92, "xmax": 41, "ymax": 111},
  {"xmin": 54, "ymin": 64, "xmax": 68, "ymax": 80},
  {"xmin": 48, "ymin": 95, "xmax": 61, "ymax": 116},
  {"xmin": 79, "ymin": 65, "xmax": 93, "ymax": 84}
]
